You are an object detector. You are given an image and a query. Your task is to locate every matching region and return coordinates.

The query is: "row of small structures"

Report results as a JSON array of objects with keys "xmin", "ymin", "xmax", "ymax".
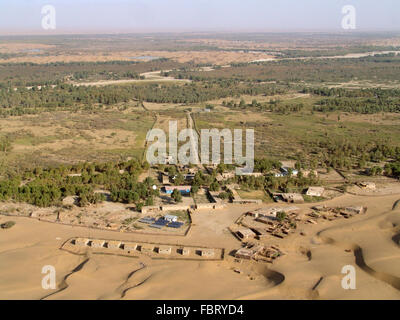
[
  {"xmin": 238, "ymin": 207, "xmax": 300, "ymax": 239},
  {"xmin": 306, "ymin": 205, "xmax": 367, "ymax": 224},
  {"xmin": 65, "ymin": 237, "xmax": 223, "ymax": 260},
  {"xmin": 234, "ymin": 205, "xmax": 367, "ymax": 242}
]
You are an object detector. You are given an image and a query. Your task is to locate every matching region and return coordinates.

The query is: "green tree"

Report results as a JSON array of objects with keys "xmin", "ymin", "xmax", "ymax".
[
  {"xmin": 171, "ymin": 189, "xmax": 182, "ymax": 203},
  {"xmin": 276, "ymin": 211, "xmax": 286, "ymax": 222}
]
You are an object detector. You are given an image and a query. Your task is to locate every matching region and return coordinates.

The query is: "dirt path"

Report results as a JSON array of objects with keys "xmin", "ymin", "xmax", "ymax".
[{"xmin": 186, "ymin": 111, "xmax": 200, "ymax": 165}]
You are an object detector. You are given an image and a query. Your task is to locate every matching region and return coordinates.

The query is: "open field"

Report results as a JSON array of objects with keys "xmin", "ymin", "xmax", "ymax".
[{"xmin": 0, "ymin": 109, "xmax": 154, "ymax": 173}]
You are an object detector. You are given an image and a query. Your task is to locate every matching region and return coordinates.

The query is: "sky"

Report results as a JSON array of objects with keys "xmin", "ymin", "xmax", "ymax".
[{"xmin": 0, "ymin": 0, "xmax": 399, "ymax": 34}]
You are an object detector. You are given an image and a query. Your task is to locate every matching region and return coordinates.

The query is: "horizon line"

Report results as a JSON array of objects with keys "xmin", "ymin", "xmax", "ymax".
[{"xmin": 1, "ymin": 29, "xmax": 400, "ymax": 38}]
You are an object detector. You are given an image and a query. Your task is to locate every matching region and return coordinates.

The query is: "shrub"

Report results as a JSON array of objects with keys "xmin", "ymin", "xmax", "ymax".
[
  {"xmin": 276, "ymin": 212, "xmax": 286, "ymax": 222},
  {"xmin": 1, "ymin": 221, "xmax": 16, "ymax": 229},
  {"xmin": 171, "ymin": 189, "xmax": 182, "ymax": 203}
]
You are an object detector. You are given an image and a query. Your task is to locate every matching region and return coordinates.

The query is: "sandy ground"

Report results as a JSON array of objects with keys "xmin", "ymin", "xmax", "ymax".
[
  {"xmin": 71, "ymin": 70, "xmax": 191, "ymax": 87},
  {"xmin": 0, "ymin": 50, "xmax": 276, "ymax": 65},
  {"xmin": 1, "ymin": 191, "xmax": 400, "ymax": 300}
]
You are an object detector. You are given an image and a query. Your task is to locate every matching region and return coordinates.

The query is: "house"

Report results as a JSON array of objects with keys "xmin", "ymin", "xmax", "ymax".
[
  {"xmin": 200, "ymin": 249, "xmax": 215, "ymax": 257},
  {"xmin": 237, "ymin": 228, "xmax": 256, "ymax": 240},
  {"xmin": 248, "ymin": 209, "xmax": 276, "ymax": 220},
  {"xmin": 124, "ymin": 243, "xmax": 138, "ymax": 253},
  {"xmin": 141, "ymin": 244, "xmax": 155, "ymax": 254},
  {"xmin": 235, "ymin": 248, "xmax": 254, "ymax": 260},
  {"xmin": 306, "ymin": 187, "xmax": 325, "ymax": 197},
  {"xmin": 273, "ymin": 193, "xmax": 304, "ymax": 204},
  {"xmin": 107, "ymin": 241, "xmax": 123, "ymax": 250},
  {"xmin": 158, "ymin": 246, "xmax": 172, "ymax": 255},
  {"xmin": 161, "ymin": 173, "xmax": 171, "ymax": 185},
  {"xmin": 91, "ymin": 239, "xmax": 106, "ymax": 248},
  {"xmin": 256, "ymin": 216, "xmax": 276, "ymax": 225},
  {"xmin": 164, "ymin": 215, "xmax": 178, "ymax": 222},
  {"xmin": 179, "ymin": 247, "xmax": 190, "ymax": 256},
  {"xmin": 75, "ymin": 238, "xmax": 90, "ymax": 247},
  {"xmin": 247, "ymin": 210, "xmax": 261, "ymax": 218},
  {"xmin": 208, "ymin": 191, "xmax": 222, "ymax": 203},
  {"xmin": 164, "ymin": 185, "xmax": 191, "ymax": 194}
]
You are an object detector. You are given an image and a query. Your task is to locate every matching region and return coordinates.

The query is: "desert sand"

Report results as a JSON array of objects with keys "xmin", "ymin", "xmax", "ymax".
[{"xmin": 1, "ymin": 192, "xmax": 400, "ymax": 300}]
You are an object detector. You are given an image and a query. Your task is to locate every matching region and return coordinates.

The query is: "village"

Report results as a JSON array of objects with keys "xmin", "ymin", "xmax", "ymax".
[{"xmin": 1, "ymin": 158, "xmax": 382, "ymax": 268}]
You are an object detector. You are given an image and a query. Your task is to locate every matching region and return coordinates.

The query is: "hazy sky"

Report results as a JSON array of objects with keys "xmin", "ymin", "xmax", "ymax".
[{"xmin": 0, "ymin": 0, "xmax": 399, "ymax": 34}]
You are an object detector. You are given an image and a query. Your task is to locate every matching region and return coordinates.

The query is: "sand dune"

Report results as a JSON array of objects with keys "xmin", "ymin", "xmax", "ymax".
[{"xmin": 1, "ymin": 193, "xmax": 400, "ymax": 299}]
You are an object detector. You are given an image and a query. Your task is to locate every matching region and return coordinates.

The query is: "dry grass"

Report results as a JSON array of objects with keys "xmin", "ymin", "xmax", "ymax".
[{"xmin": 0, "ymin": 109, "xmax": 154, "ymax": 172}]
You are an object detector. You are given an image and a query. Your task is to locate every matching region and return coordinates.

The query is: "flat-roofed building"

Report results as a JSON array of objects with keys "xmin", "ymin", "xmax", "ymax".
[
  {"xmin": 161, "ymin": 173, "xmax": 171, "ymax": 185},
  {"xmin": 200, "ymin": 249, "xmax": 215, "ymax": 257},
  {"xmin": 107, "ymin": 241, "xmax": 123, "ymax": 250},
  {"xmin": 75, "ymin": 238, "xmax": 90, "ymax": 247},
  {"xmin": 179, "ymin": 247, "xmax": 190, "ymax": 256},
  {"xmin": 158, "ymin": 246, "xmax": 172, "ymax": 255},
  {"xmin": 237, "ymin": 228, "xmax": 256, "ymax": 240},
  {"xmin": 124, "ymin": 243, "xmax": 138, "ymax": 253},
  {"xmin": 91, "ymin": 239, "xmax": 106, "ymax": 248},
  {"xmin": 164, "ymin": 215, "xmax": 178, "ymax": 222},
  {"xmin": 273, "ymin": 193, "xmax": 304, "ymax": 204},
  {"xmin": 141, "ymin": 244, "xmax": 155, "ymax": 254},
  {"xmin": 256, "ymin": 216, "xmax": 275, "ymax": 225},
  {"xmin": 235, "ymin": 248, "xmax": 254, "ymax": 260}
]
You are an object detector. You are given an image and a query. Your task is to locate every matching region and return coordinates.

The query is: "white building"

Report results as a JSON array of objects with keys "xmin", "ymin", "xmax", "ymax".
[
  {"xmin": 158, "ymin": 246, "xmax": 172, "ymax": 255},
  {"xmin": 164, "ymin": 215, "xmax": 178, "ymax": 222}
]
